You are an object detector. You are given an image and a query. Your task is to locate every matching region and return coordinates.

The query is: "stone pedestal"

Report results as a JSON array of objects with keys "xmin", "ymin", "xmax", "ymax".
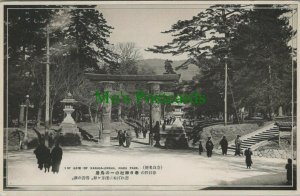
[
  {"xmin": 60, "ymin": 94, "xmax": 81, "ymax": 146},
  {"xmin": 60, "ymin": 107, "xmax": 79, "ymax": 134},
  {"xmin": 99, "ymin": 81, "xmax": 114, "ymax": 146},
  {"xmin": 101, "ymin": 129, "xmax": 111, "ymax": 146},
  {"xmin": 19, "ymin": 106, "xmax": 25, "ymax": 124},
  {"xmin": 148, "ymin": 82, "xmax": 161, "ymax": 124}
]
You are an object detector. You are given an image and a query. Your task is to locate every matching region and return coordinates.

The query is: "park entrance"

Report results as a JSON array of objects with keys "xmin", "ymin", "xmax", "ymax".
[{"xmin": 84, "ymin": 73, "xmax": 181, "ymax": 146}]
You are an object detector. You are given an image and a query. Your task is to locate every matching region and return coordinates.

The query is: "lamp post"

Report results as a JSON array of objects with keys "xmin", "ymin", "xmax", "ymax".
[
  {"xmin": 23, "ymin": 95, "xmax": 31, "ymax": 149},
  {"xmin": 224, "ymin": 54, "xmax": 228, "ymax": 126}
]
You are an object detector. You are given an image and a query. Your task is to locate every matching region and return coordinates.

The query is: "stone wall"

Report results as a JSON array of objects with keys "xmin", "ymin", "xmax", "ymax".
[{"xmin": 253, "ymin": 149, "xmax": 296, "ymax": 159}]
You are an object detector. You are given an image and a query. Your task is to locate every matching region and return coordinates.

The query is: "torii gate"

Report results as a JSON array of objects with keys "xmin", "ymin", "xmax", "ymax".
[{"xmin": 84, "ymin": 73, "xmax": 180, "ymax": 146}]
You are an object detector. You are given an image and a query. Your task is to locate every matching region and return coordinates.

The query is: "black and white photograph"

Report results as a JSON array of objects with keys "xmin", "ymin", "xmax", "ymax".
[{"xmin": 1, "ymin": 1, "xmax": 299, "ymax": 195}]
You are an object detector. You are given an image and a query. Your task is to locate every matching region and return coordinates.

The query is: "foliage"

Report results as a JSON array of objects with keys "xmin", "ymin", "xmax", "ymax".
[
  {"xmin": 147, "ymin": 5, "xmax": 294, "ymax": 118},
  {"xmin": 5, "ymin": 6, "xmax": 117, "ymax": 124}
]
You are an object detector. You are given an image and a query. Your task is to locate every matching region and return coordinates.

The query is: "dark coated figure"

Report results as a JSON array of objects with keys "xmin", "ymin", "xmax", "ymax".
[
  {"xmin": 125, "ymin": 131, "xmax": 131, "ymax": 147},
  {"xmin": 205, "ymin": 137, "xmax": 214, "ymax": 157},
  {"xmin": 117, "ymin": 130, "xmax": 124, "ymax": 146},
  {"xmin": 198, "ymin": 141, "xmax": 203, "ymax": 155},
  {"xmin": 142, "ymin": 126, "xmax": 147, "ymax": 139},
  {"xmin": 153, "ymin": 121, "xmax": 161, "ymax": 147},
  {"xmin": 51, "ymin": 142, "xmax": 63, "ymax": 174},
  {"xmin": 122, "ymin": 131, "xmax": 127, "ymax": 145},
  {"xmin": 244, "ymin": 148, "xmax": 253, "ymax": 169},
  {"xmin": 286, "ymin": 158, "xmax": 292, "ymax": 184},
  {"xmin": 134, "ymin": 127, "xmax": 139, "ymax": 138},
  {"xmin": 34, "ymin": 140, "xmax": 51, "ymax": 172},
  {"xmin": 219, "ymin": 136, "xmax": 228, "ymax": 155}
]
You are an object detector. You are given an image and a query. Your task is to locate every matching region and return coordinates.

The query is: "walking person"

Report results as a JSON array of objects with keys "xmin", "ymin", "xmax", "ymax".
[
  {"xmin": 34, "ymin": 139, "xmax": 50, "ymax": 171},
  {"xmin": 219, "ymin": 136, "xmax": 228, "ymax": 155},
  {"xmin": 205, "ymin": 137, "xmax": 214, "ymax": 157},
  {"xmin": 117, "ymin": 130, "xmax": 124, "ymax": 146},
  {"xmin": 142, "ymin": 125, "xmax": 147, "ymax": 139},
  {"xmin": 122, "ymin": 131, "xmax": 127, "ymax": 146},
  {"xmin": 51, "ymin": 142, "xmax": 63, "ymax": 174},
  {"xmin": 234, "ymin": 135, "xmax": 242, "ymax": 156},
  {"xmin": 198, "ymin": 141, "xmax": 203, "ymax": 155},
  {"xmin": 244, "ymin": 148, "xmax": 253, "ymax": 169},
  {"xmin": 134, "ymin": 127, "xmax": 139, "ymax": 139},
  {"xmin": 44, "ymin": 146, "xmax": 51, "ymax": 173},
  {"xmin": 125, "ymin": 131, "xmax": 131, "ymax": 148},
  {"xmin": 153, "ymin": 121, "xmax": 161, "ymax": 147},
  {"xmin": 285, "ymin": 158, "xmax": 292, "ymax": 184}
]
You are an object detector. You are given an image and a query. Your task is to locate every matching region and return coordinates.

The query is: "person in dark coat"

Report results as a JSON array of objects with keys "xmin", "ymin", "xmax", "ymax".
[
  {"xmin": 143, "ymin": 121, "xmax": 148, "ymax": 139},
  {"xmin": 285, "ymin": 158, "xmax": 292, "ymax": 184},
  {"xmin": 125, "ymin": 131, "xmax": 131, "ymax": 147},
  {"xmin": 34, "ymin": 140, "xmax": 50, "ymax": 171},
  {"xmin": 134, "ymin": 127, "xmax": 139, "ymax": 138},
  {"xmin": 162, "ymin": 122, "xmax": 166, "ymax": 132},
  {"xmin": 244, "ymin": 148, "xmax": 253, "ymax": 169},
  {"xmin": 51, "ymin": 142, "xmax": 63, "ymax": 174},
  {"xmin": 205, "ymin": 137, "xmax": 214, "ymax": 157},
  {"xmin": 199, "ymin": 141, "xmax": 203, "ymax": 155},
  {"xmin": 44, "ymin": 147, "xmax": 51, "ymax": 173},
  {"xmin": 122, "ymin": 131, "xmax": 127, "ymax": 145},
  {"xmin": 117, "ymin": 130, "xmax": 124, "ymax": 146},
  {"xmin": 153, "ymin": 121, "xmax": 161, "ymax": 147},
  {"xmin": 219, "ymin": 136, "xmax": 228, "ymax": 155},
  {"xmin": 234, "ymin": 135, "xmax": 242, "ymax": 156}
]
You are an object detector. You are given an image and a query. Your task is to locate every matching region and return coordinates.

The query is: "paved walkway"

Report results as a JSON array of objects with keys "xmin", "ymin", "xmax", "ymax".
[{"xmin": 5, "ymin": 139, "xmax": 291, "ymax": 191}]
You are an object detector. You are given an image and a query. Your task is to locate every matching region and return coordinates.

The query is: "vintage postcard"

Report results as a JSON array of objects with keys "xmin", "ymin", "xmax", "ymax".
[{"xmin": 0, "ymin": 1, "xmax": 299, "ymax": 195}]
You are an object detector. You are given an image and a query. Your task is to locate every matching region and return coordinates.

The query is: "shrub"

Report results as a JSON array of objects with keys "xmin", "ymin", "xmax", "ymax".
[{"xmin": 60, "ymin": 133, "xmax": 81, "ymax": 146}]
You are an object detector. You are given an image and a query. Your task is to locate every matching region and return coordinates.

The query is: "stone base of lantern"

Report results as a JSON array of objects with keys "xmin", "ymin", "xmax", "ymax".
[
  {"xmin": 100, "ymin": 130, "xmax": 111, "ymax": 146},
  {"xmin": 59, "ymin": 123, "xmax": 81, "ymax": 146},
  {"xmin": 60, "ymin": 123, "xmax": 79, "ymax": 134}
]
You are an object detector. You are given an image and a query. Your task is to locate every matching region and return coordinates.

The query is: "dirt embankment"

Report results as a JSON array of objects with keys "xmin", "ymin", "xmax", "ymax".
[{"xmin": 200, "ymin": 124, "xmax": 260, "ymax": 147}]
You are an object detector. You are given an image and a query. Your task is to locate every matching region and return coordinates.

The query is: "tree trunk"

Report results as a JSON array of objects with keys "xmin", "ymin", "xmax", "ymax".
[
  {"xmin": 94, "ymin": 113, "xmax": 98, "ymax": 123},
  {"xmin": 268, "ymin": 64, "xmax": 274, "ymax": 120},
  {"xmin": 49, "ymin": 106, "xmax": 53, "ymax": 127},
  {"xmin": 88, "ymin": 105, "xmax": 94, "ymax": 123},
  {"xmin": 118, "ymin": 104, "xmax": 122, "ymax": 121},
  {"xmin": 36, "ymin": 105, "xmax": 42, "ymax": 127}
]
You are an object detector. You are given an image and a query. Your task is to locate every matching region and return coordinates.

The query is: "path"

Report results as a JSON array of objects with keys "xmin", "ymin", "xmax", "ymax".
[{"xmin": 4, "ymin": 139, "xmax": 291, "ymax": 191}]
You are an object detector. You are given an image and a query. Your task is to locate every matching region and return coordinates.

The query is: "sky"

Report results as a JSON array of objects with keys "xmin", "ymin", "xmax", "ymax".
[
  {"xmin": 98, "ymin": 4, "xmax": 298, "ymax": 61},
  {"xmin": 98, "ymin": 4, "xmax": 209, "ymax": 61}
]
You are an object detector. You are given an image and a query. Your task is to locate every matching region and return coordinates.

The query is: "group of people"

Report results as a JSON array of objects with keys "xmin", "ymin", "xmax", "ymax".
[
  {"xmin": 198, "ymin": 135, "xmax": 253, "ymax": 169},
  {"xmin": 117, "ymin": 130, "xmax": 131, "ymax": 147},
  {"xmin": 163, "ymin": 116, "xmax": 176, "ymax": 125},
  {"xmin": 34, "ymin": 141, "xmax": 63, "ymax": 174},
  {"xmin": 134, "ymin": 121, "xmax": 149, "ymax": 139}
]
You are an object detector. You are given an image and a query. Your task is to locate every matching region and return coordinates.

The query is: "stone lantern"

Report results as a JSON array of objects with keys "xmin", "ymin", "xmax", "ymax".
[{"xmin": 60, "ymin": 92, "xmax": 79, "ymax": 135}]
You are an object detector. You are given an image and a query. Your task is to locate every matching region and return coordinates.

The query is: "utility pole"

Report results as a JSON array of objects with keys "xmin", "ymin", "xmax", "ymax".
[
  {"xmin": 45, "ymin": 25, "xmax": 50, "ymax": 146},
  {"xmin": 222, "ymin": 8, "xmax": 228, "ymax": 126},
  {"xmin": 224, "ymin": 55, "xmax": 228, "ymax": 126}
]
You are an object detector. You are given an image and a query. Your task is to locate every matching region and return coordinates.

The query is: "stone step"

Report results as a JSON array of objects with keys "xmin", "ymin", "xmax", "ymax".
[
  {"xmin": 242, "ymin": 140, "xmax": 257, "ymax": 143},
  {"xmin": 224, "ymin": 126, "xmax": 280, "ymax": 153},
  {"xmin": 250, "ymin": 136, "xmax": 274, "ymax": 139},
  {"xmin": 244, "ymin": 139, "xmax": 264, "ymax": 142},
  {"xmin": 256, "ymin": 132, "xmax": 279, "ymax": 135},
  {"xmin": 241, "ymin": 142, "xmax": 255, "ymax": 145}
]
